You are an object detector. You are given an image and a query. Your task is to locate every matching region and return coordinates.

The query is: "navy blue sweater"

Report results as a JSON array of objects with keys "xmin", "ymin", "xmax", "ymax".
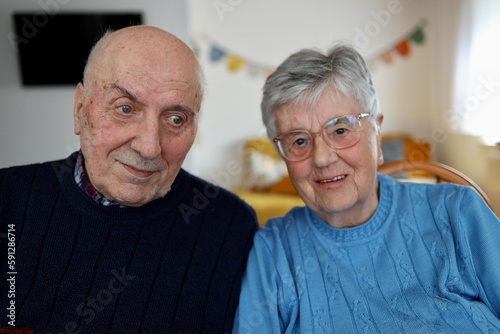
[{"xmin": 0, "ymin": 152, "xmax": 258, "ymax": 333}]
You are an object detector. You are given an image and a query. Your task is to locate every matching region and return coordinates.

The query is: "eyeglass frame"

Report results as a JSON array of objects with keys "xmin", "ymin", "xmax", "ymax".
[{"xmin": 272, "ymin": 112, "xmax": 370, "ymax": 162}]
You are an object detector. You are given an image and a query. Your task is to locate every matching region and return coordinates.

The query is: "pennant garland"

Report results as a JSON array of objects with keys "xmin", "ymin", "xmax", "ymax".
[
  {"xmin": 370, "ymin": 19, "xmax": 427, "ymax": 67},
  {"xmin": 195, "ymin": 19, "xmax": 428, "ymax": 77},
  {"xmin": 210, "ymin": 45, "xmax": 225, "ymax": 62},
  {"xmin": 192, "ymin": 35, "xmax": 274, "ymax": 78}
]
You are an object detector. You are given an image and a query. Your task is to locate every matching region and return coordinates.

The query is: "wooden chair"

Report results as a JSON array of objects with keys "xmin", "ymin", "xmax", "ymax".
[{"xmin": 378, "ymin": 160, "xmax": 492, "ymax": 208}]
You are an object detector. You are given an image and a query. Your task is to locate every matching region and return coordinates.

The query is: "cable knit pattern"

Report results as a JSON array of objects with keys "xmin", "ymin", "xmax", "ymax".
[
  {"xmin": 233, "ymin": 174, "xmax": 500, "ymax": 334},
  {"xmin": 0, "ymin": 152, "xmax": 258, "ymax": 334}
]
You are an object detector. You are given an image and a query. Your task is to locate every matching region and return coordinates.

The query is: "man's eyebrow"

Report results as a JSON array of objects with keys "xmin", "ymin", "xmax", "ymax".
[
  {"xmin": 109, "ymin": 83, "xmax": 198, "ymax": 116},
  {"xmin": 110, "ymin": 83, "xmax": 143, "ymax": 104},
  {"xmin": 165, "ymin": 104, "xmax": 198, "ymax": 116}
]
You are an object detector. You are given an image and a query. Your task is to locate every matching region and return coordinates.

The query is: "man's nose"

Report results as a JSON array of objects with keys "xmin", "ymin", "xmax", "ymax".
[{"xmin": 130, "ymin": 118, "xmax": 162, "ymax": 160}]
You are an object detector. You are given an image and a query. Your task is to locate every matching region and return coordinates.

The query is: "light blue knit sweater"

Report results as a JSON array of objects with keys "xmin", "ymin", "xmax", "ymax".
[{"xmin": 233, "ymin": 174, "xmax": 500, "ymax": 333}]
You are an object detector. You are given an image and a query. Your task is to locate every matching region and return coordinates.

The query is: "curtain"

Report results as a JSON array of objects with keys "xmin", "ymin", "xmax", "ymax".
[{"xmin": 453, "ymin": 0, "xmax": 500, "ymax": 145}]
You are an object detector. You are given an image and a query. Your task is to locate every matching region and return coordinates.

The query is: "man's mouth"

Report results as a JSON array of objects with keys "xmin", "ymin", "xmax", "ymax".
[{"xmin": 123, "ymin": 163, "xmax": 156, "ymax": 178}]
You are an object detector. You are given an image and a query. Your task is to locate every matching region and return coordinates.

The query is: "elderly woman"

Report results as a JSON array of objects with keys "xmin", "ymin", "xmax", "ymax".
[{"xmin": 232, "ymin": 44, "xmax": 500, "ymax": 333}]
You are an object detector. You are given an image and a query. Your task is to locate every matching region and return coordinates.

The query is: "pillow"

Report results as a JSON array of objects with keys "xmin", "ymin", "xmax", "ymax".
[
  {"xmin": 404, "ymin": 140, "xmax": 431, "ymax": 176},
  {"xmin": 243, "ymin": 150, "xmax": 287, "ymax": 191},
  {"xmin": 381, "ymin": 139, "xmax": 404, "ymax": 162},
  {"xmin": 380, "ymin": 135, "xmax": 432, "ymax": 177},
  {"xmin": 268, "ymin": 175, "xmax": 297, "ymax": 195},
  {"xmin": 381, "ymin": 138, "xmax": 407, "ymax": 179},
  {"xmin": 404, "ymin": 140, "xmax": 430, "ymax": 162}
]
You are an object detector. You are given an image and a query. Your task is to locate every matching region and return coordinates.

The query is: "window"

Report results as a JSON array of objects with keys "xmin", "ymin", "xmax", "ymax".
[{"xmin": 461, "ymin": 1, "xmax": 500, "ymax": 145}]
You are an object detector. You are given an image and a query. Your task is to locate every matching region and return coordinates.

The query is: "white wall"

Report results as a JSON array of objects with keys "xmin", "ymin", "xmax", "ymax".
[
  {"xmin": 0, "ymin": 0, "xmax": 187, "ymax": 168},
  {"xmin": 2, "ymin": 0, "xmax": 470, "ymax": 194},
  {"xmin": 189, "ymin": 0, "xmax": 437, "ymax": 189}
]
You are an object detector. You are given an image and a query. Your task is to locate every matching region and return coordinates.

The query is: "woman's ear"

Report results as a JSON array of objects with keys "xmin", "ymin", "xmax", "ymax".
[
  {"xmin": 376, "ymin": 113, "xmax": 384, "ymax": 129},
  {"xmin": 376, "ymin": 114, "xmax": 384, "ymax": 166},
  {"xmin": 73, "ymin": 83, "xmax": 85, "ymax": 135}
]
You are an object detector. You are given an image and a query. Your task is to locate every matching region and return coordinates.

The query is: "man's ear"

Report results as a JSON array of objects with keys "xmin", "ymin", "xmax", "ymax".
[{"xmin": 74, "ymin": 83, "xmax": 85, "ymax": 135}]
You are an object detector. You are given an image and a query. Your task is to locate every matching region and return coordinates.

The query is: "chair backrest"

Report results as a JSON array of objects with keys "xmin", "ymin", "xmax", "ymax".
[{"xmin": 378, "ymin": 160, "xmax": 492, "ymax": 208}]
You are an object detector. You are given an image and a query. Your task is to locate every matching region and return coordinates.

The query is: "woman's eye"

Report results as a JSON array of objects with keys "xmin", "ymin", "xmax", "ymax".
[
  {"xmin": 334, "ymin": 128, "xmax": 347, "ymax": 135},
  {"xmin": 290, "ymin": 134, "xmax": 311, "ymax": 149},
  {"xmin": 118, "ymin": 105, "xmax": 133, "ymax": 114},
  {"xmin": 294, "ymin": 137, "xmax": 307, "ymax": 147}
]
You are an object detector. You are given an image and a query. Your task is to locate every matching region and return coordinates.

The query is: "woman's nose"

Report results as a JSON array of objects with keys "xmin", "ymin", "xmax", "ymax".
[{"xmin": 311, "ymin": 134, "xmax": 339, "ymax": 167}]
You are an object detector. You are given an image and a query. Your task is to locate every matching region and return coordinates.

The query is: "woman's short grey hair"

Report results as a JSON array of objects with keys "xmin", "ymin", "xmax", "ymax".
[{"xmin": 261, "ymin": 43, "xmax": 381, "ymax": 139}]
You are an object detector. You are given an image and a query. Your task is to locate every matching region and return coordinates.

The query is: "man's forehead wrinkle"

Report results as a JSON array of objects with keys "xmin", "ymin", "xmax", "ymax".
[
  {"xmin": 113, "ymin": 74, "xmax": 196, "ymax": 97},
  {"xmin": 104, "ymin": 55, "xmax": 193, "ymax": 86}
]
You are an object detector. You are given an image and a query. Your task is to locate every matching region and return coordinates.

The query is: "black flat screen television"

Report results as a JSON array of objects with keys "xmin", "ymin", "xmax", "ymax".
[{"xmin": 13, "ymin": 12, "xmax": 143, "ymax": 86}]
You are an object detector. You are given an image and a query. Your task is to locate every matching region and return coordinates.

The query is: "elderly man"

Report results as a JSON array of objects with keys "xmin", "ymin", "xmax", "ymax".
[{"xmin": 0, "ymin": 25, "xmax": 258, "ymax": 333}]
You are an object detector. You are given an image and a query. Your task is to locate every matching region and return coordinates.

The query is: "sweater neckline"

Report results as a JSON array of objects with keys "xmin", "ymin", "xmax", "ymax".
[
  {"xmin": 59, "ymin": 152, "xmax": 191, "ymax": 222},
  {"xmin": 307, "ymin": 174, "xmax": 393, "ymax": 244}
]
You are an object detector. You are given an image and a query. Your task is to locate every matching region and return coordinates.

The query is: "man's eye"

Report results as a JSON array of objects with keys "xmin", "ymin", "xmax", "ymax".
[
  {"xmin": 167, "ymin": 115, "xmax": 185, "ymax": 126},
  {"xmin": 118, "ymin": 105, "xmax": 133, "ymax": 114}
]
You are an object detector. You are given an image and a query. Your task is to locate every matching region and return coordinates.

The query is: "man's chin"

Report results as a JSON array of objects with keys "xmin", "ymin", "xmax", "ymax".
[
  {"xmin": 109, "ymin": 186, "xmax": 166, "ymax": 207},
  {"xmin": 114, "ymin": 195, "xmax": 156, "ymax": 207}
]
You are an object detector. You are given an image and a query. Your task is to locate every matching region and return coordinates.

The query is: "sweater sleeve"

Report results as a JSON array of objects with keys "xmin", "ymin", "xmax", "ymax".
[
  {"xmin": 232, "ymin": 229, "xmax": 298, "ymax": 333},
  {"xmin": 453, "ymin": 187, "xmax": 500, "ymax": 316}
]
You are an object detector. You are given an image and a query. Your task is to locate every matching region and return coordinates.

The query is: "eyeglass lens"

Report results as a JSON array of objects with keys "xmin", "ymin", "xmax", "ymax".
[{"xmin": 277, "ymin": 114, "xmax": 363, "ymax": 161}]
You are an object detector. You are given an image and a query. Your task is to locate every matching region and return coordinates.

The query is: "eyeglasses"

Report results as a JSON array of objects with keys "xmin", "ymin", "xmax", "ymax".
[{"xmin": 273, "ymin": 113, "xmax": 370, "ymax": 162}]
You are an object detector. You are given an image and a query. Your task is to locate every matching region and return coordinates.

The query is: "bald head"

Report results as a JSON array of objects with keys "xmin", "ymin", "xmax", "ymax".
[
  {"xmin": 73, "ymin": 25, "xmax": 205, "ymax": 206},
  {"xmin": 83, "ymin": 25, "xmax": 204, "ymax": 99}
]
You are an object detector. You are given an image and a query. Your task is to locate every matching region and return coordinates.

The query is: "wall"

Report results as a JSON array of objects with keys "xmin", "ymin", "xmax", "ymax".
[
  {"xmin": 0, "ymin": 0, "xmax": 445, "ymax": 185},
  {"xmin": 4, "ymin": 0, "xmax": 491, "ymax": 204},
  {"xmin": 188, "ymin": 0, "xmax": 437, "ymax": 189},
  {"xmin": 0, "ymin": 0, "xmax": 187, "ymax": 168}
]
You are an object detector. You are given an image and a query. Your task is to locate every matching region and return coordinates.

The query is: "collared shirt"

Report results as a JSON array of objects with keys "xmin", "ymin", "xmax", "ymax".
[{"xmin": 74, "ymin": 151, "xmax": 125, "ymax": 208}]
